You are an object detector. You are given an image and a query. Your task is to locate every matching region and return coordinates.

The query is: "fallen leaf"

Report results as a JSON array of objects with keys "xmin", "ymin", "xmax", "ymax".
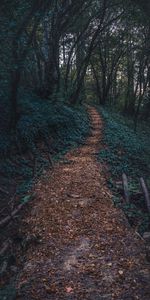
[
  {"xmin": 66, "ymin": 286, "xmax": 73, "ymax": 293},
  {"xmin": 118, "ymin": 270, "xmax": 124, "ymax": 275},
  {"xmin": 107, "ymin": 263, "xmax": 112, "ymax": 267}
]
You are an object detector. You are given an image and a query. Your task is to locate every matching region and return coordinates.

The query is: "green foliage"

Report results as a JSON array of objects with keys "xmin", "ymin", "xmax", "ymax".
[
  {"xmin": 98, "ymin": 107, "xmax": 150, "ymax": 178},
  {"xmin": 20, "ymin": 194, "xmax": 32, "ymax": 204},
  {"xmin": 16, "ymin": 93, "xmax": 89, "ymax": 152},
  {"xmin": 0, "ymin": 284, "xmax": 16, "ymax": 300},
  {"xmin": 16, "ymin": 180, "xmax": 33, "ymax": 195},
  {"xmin": 98, "ymin": 106, "xmax": 150, "ymax": 234},
  {"xmin": 123, "ymin": 202, "xmax": 150, "ymax": 234},
  {"xmin": 0, "ymin": 93, "xmax": 89, "ymax": 196}
]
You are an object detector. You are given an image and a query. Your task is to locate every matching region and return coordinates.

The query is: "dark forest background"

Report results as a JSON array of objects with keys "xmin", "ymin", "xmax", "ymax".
[{"xmin": 0, "ymin": 0, "xmax": 149, "ymax": 132}]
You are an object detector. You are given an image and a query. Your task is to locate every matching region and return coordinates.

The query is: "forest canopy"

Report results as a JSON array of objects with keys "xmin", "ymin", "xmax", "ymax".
[{"xmin": 0, "ymin": 0, "xmax": 149, "ymax": 136}]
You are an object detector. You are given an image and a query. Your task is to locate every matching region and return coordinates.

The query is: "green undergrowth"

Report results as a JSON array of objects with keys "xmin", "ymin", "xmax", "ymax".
[
  {"xmin": 98, "ymin": 106, "xmax": 150, "ymax": 234},
  {"xmin": 99, "ymin": 107, "xmax": 150, "ymax": 178},
  {"xmin": 0, "ymin": 93, "xmax": 89, "ymax": 198}
]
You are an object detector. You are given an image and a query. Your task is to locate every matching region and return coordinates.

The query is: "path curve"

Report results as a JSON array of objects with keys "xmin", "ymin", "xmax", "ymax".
[{"xmin": 17, "ymin": 107, "xmax": 150, "ymax": 300}]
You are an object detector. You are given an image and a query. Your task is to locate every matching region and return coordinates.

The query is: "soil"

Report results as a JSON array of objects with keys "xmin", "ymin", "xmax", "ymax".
[{"xmin": 16, "ymin": 107, "xmax": 150, "ymax": 300}]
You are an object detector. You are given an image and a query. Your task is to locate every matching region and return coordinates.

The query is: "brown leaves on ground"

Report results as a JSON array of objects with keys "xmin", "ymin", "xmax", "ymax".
[{"xmin": 16, "ymin": 107, "xmax": 150, "ymax": 300}]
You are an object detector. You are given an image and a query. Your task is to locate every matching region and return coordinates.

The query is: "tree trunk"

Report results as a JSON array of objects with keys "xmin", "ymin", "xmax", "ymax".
[
  {"xmin": 44, "ymin": 35, "xmax": 60, "ymax": 97},
  {"xmin": 9, "ymin": 69, "xmax": 21, "ymax": 131}
]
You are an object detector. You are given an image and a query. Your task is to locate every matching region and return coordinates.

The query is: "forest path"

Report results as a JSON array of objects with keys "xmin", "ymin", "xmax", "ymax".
[{"xmin": 17, "ymin": 107, "xmax": 150, "ymax": 300}]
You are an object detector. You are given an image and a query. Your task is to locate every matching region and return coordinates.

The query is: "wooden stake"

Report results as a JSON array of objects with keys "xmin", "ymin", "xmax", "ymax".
[
  {"xmin": 122, "ymin": 173, "xmax": 130, "ymax": 203},
  {"xmin": 140, "ymin": 177, "xmax": 150, "ymax": 213}
]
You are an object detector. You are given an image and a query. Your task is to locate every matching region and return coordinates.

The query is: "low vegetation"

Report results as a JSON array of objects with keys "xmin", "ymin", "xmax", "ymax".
[
  {"xmin": 99, "ymin": 107, "xmax": 150, "ymax": 234},
  {"xmin": 0, "ymin": 92, "xmax": 89, "ymax": 206}
]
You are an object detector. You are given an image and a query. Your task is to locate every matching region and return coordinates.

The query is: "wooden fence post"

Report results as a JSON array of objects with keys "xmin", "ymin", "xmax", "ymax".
[
  {"xmin": 140, "ymin": 177, "xmax": 150, "ymax": 214},
  {"xmin": 122, "ymin": 173, "xmax": 130, "ymax": 203}
]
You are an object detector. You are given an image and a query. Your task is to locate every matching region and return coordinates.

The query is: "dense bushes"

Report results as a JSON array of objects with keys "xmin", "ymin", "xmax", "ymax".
[
  {"xmin": 0, "ymin": 93, "xmax": 89, "ymax": 156},
  {"xmin": 0, "ymin": 93, "xmax": 89, "ymax": 197},
  {"xmin": 99, "ymin": 107, "xmax": 150, "ymax": 178}
]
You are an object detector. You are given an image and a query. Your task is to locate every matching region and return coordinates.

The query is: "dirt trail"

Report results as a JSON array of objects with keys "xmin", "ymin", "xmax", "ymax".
[{"xmin": 17, "ymin": 107, "xmax": 150, "ymax": 300}]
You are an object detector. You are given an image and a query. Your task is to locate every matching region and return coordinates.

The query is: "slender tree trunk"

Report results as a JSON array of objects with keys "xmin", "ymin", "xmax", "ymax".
[
  {"xmin": 9, "ymin": 69, "xmax": 21, "ymax": 131},
  {"xmin": 44, "ymin": 34, "xmax": 60, "ymax": 97},
  {"xmin": 91, "ymin": 62, "xmax": 102, "ymax": 104}
]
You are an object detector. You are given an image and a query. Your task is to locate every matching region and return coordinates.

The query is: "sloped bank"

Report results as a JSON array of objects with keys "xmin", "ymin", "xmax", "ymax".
[{"xmin": 98, "ymin": 106, "xmax": 150, "ymax": 235}]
